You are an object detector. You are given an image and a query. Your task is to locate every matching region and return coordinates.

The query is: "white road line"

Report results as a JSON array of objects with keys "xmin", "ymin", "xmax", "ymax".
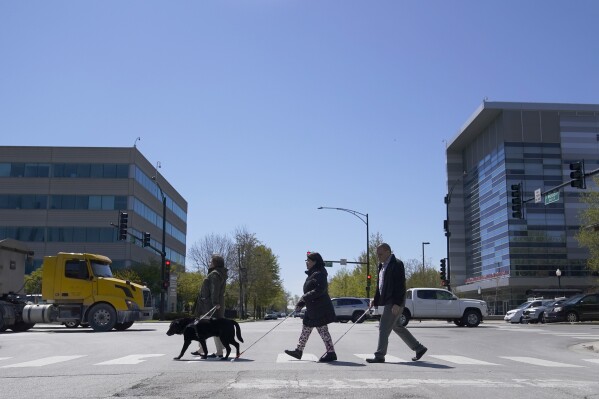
[
  {"xmin": 94, "ymin": 354, "xmax": 164, "ymax": 365},
  {"xmin": 583, "ymin": 359, "xmax": 599, "ymax": 364},
  {"xmin": 1, "ymin": 355, "xmax": 86, "ymax": 368},
  {"xmin": 501, "ymin": 356, "xmax": 583, "ymax": 368},
  {"xmin": 354, "ymin": 354, "xmax": 408, "ymax": 363},
  {"xmin": 276, "ymin": 353, "xmax": 319, "ymax": 363},
  {"xmin": 0, "ymin": 357, "xmax": 12, "ymax": 361},
  {"xmin": 430, "ymin": 355, "xmax": 499, "ymax": 365}
]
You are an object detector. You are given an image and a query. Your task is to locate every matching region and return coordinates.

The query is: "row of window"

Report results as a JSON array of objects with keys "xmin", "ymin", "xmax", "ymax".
[
  {"xmin": 0, "ymin": 162, "xmax": 129, "ymax": 178},
  {"xmin": 133, "ymin": 198, "xmax": 186, "ymax": 244},
  {"xmin": 0, "ymin": 194, "xmax": 128, "ymax": 210},
  {"xmin": 134, "ymin": 166, "xmax": 187, "ymax": 222}
]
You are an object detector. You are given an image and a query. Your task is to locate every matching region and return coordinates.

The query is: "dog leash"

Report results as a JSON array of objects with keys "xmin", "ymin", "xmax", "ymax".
[
  {"xmin": 231, "ymin": 309, "xmax": 297, "ymax": 361},
  {"xmin": 318, "ymin": 305, "xmax": 373, "ymax": 360},
  {"xmin": 196, "ymin": 306, "xmax": 218, "ymax": 321}
]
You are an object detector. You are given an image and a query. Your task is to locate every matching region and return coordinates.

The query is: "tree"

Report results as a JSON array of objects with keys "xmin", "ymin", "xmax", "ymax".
[
  {"xmin": 24, "ymin": 267, "xmax": 43, "ymax": 294},
  {"xmin": 113, "ymin": 268, "xmax": 143, "ymax": 285},
  {"xmin": 576, "ymin": 175, "xmax": 599, "ymax": 272},
  {"xmin": 188, "ymin": 233, "xmax": 235, "ymax": 275},
  {"xmin": 176, "ymin": 271, "xmax": 204, "ymax": 313},
  {"xmin": 406, "ymin": 266, "xmax": 444, "ymax": 289}
]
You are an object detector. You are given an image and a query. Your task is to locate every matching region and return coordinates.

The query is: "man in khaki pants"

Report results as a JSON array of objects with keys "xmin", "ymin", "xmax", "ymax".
[{"xmin": 367, "ymin": 243, "xmax": 427, "ymax": 363}]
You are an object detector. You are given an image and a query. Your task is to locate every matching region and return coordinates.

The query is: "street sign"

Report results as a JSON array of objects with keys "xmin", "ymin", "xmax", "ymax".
[
  {"xmin": 340, "ymin": 258, "xmax": 347, "ymax": 265},
  {"xmin": 545, "ymin": 191, "xmax": 560, "ymax": 205},
  {"xmin": 324, "ymin": 261, "xmax": 333, "ymax": 267},
  {"xmin": 534, "ymin": 188, "xmax": 541, "ymax": 203}
]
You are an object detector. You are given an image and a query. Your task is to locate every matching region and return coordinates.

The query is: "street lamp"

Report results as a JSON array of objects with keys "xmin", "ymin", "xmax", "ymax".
[
  {"xmin": 318, "ymin": 206, "xmax": 370, "ymax": 298},
  {"xmin": 556, "ymin": 268, "xmax": 562, "ymax": 290},
  {"xmin": 151, "ymin": 175, "xmax": 167, "ymax": 321},
  {"xmin": 421, "ymin": 242, "xmax": 430, "ymax": 273},
  {"xmin": 444, "ymin": 171, "xmax": 467, "ymax": 291},
  {"xmin": 477, "ymin": 286, "xmax": 482, "ymax": 299}
]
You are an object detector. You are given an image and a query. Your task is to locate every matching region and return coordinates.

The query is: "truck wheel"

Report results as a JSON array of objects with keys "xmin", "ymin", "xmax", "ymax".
[
  {"xmin": 114, "ymin": 321, "xmax": 134, "ymax": 331},
  {"xmin": 566, "ymin": 311, "xmax": 578, "ymax": 323},
  {"xmin": 352, "ymin": 311, "xmax": 365, "ymax": 323},
  {"xmin": 63, "ymin": 321, "xmax": 80, "ymax": 328},
  {"xmin": 10, "ymin": 321, "xmax": 35, "ymax": 332},
  {"xmin": 462, "ymin": 310, "xmax": 481, "ymax": 327},
  {"xmin": 88, "ymin": 304, "xmax": 117, "ymax": 332},
  {"xmin": 399, "ymin": 311, "xmax": 410, "ymax": 327}
]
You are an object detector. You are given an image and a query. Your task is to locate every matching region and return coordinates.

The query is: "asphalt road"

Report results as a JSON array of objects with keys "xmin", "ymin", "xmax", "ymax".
[{"xmin": 1, "ymin": 318, "xmax": 599, "ymax": 399}]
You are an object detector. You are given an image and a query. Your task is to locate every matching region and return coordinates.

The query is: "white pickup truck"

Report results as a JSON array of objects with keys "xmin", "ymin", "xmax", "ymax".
[{"xmin": 399, "ymin": 288, "xmax": 488, "ymax": 327}]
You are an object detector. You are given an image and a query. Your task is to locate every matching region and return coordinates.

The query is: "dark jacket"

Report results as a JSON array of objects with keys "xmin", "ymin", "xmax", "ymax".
[
  {"xmin": 194, "ymin": 265, "xmax": 228, "ymax": 319},
  {"xmin": 296, "ymin": 264, "xmax": 336, "ymax": 327},
  {"xmin": 373, "ymin": 254, "xmax": 406, "ymax": 307}
]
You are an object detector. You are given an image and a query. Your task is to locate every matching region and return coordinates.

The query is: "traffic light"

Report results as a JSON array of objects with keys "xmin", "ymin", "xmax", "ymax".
[
  {"xmin": 367, "ymin": 274, "xmax": 372, "ymax": 286},
  {"xmin": 162, "ymin": 280, "xmax": 169, "ymax": 289},
  {"xmin": 440, "ymin": 258, "xmax": 447, "ymax": 281},
  {"xmin": 570, "ymin": 160, "xmax": 586, "ymax": 189},
  {"xmin": 142, "ymin": 232, "xmax": 151, "ymax": 247},
  {"xmin": 510, "ymin": 183, "xmax": 523, "ymax": 219},
  {"xmin": 165, "ymin": 259, "xmax": 171, "ymax": 276},
  {"xmin": 118, "ymin": 212, "xmax": 128, "ymax": 240}
]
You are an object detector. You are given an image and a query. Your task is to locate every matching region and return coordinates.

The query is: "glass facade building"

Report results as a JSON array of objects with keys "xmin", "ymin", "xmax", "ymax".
[
  {"xmin": 447, "ymin": 102, "xmax": 598, "ymax": 312},
  {"xmin": 0, "ymin": 146, "xmax": 188, "ymax": 272}
]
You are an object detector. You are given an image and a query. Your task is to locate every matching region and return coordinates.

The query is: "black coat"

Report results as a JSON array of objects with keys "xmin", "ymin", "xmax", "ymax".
[
  {"xmin": 296, "ymin": 265, "xmax": 336, "ymax": 327},
  {"xmin": 373, "ymin": 254, "xmax": 406, "ymax": 307}
]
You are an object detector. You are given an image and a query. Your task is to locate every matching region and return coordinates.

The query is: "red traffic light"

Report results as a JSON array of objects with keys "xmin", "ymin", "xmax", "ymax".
[{"xmin": 367, "ymin": 275, "xmax": 371, "ymax": 279}]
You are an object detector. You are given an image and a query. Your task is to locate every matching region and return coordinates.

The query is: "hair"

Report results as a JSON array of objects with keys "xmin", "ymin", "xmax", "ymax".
[
  {"xmin": 307, "ymin": 252, "xmax": 325, "ymax": 268},
  {"xmin": 377, "ymin": 243, "xmax": 392, "ymax": 252},
  {"xmin": 211, "ymin": 254, "xmax": 225, "ymax": 269}
]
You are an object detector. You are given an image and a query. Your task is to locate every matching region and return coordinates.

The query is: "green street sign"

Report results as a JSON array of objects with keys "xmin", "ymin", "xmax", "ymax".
[
  {"xmin": 324, "ymin": 261, "xmax": 333, "ymax": 267},
  {"xmin": 545, "ymin": 191, "xmax": 560, "ymax": 205}
]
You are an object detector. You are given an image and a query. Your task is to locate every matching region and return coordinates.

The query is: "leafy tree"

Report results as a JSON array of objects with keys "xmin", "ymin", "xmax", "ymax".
[
  {"xmin": 406, "ymin": 266, "xmax": 443, "ymax": 288},
  {"xmin": 176, "ymin": 271, "xmax": 204, "ymax": 313},
  {"xmin": 24, "ymin": 267, "xmax": 43, "ymax": 294},
  {"xmin": 576, "ymin": 175, "xmax": 599, "ymax": 272},
  {"xmin": 113, "ymin": 268, "xmax": 143, "ymax": 285}
]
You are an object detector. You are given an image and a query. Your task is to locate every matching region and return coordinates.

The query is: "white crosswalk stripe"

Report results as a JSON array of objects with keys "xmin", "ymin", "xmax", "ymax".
[
  {"xmin": 583, "ymin": 359, "xmax": 599, "ymax": 364},
  {"xmin": 95, "ymin": 354, "xmax": 164, "ymax": 365},
  {"xmin": 277, "ymin": 353, "xmax": 319, "ymax": 362},
  {"xmin": 0, "ymin": 357, "xmax": 12, "ymax": 361},
  {"xmin": 353, "ymin": 354, "xmax": 408, "ymax": 363},
  {"xmin": 500, "ymin": 356, "xmax": 583, "ymax": 368},
  {"xmin": 430, "ymin": 355, "xmax": 499, "ymax": 365},
  {"xmin": 1, "ymin": 355, "xmax": 86, "ymax": 368}
]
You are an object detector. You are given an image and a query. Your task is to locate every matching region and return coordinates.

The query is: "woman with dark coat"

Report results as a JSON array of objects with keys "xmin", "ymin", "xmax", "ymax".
[{"xmin": 285, "ymin": 252, "xmax": 337, "ymax": 362}]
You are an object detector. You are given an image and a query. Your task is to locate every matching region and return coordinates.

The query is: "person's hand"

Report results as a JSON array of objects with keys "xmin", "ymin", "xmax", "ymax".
[
  {"xmin": 295, "ymin": 306, "xmax": 302, "ymax": 314},
  {"xmin": 370, "ymin": 299, "xmax": 375, "ymax": 308},
  {"xmin": 391, "ymin": 304, "xmax": 400, "ymax": 316},
  {"xmin": 215, "ymin": 304, "xmax": 221, "ymax": 309}
]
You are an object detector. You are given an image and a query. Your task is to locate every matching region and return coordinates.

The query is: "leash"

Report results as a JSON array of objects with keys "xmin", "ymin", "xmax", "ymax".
[
  {"xmin": 231, "ymin": 309, "xmax": 297, "ymax": 361},
  {"xmin": 196, "ymin": 306, "xmax": 218, "ymax": 321},
  {"xmin": 319, "ymin": 305, "xmax": 373, "ymax": 360}
]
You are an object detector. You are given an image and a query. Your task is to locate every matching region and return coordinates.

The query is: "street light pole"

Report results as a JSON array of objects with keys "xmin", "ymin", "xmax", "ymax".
[
  {"xmin": 556, "ymin": 268, "xmax": 562, "ymax": 290},
  {"xmin": 152, "ymin": 175, "xmax": 167, "ymax": 321},
  {"xmin": 421, "ymin": 242, "xmax": 430, "ymax": 273},
  {"xmin": 444, "ymin": 171, "xmax": 466, "ymax": 291},
  {"xmin": 318, "ymin": 206, "xmax": 370, "ymax": 299}
]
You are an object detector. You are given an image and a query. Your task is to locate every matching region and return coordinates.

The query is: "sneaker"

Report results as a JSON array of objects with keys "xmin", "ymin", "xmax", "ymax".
[
  {"xmin": 319, "ymin": 352, "xmax": 337, "ymax": 362},
  {"xmin": 191, "ymin": 350, "xmax": 203, "ymax": 356},
  {"xmin": 412, "ymin": 347, "xmax": 427, "ymax": 361},
  {"xmin": 284, "ymin": 349, "xmax": 303, "ymax": 360},
  {"xmin": 365, "ymin": 357, "xmax": 385, "ymax": 363}
]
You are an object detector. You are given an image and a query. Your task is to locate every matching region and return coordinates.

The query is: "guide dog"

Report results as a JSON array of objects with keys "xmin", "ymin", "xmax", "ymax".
[{"xmin": 166, "ymin": 317, "xmax": 244, "ymax": 360}]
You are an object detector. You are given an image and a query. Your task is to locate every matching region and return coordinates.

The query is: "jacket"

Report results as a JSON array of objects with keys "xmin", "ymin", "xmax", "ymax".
[
  {"xmin": 296, "ymin": 264, "xmax": 336, "ymax": 327},
  {"xmin": 194, "ymin": 265, "xmax": 228, "ymax": 318},
  {"xmin": 373, "ymin": 254, "xmax": 406, "ymax": 307}
]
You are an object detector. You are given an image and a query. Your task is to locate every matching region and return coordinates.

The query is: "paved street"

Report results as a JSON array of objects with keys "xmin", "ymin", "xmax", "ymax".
[{"xmin": 1, "ymin": 318, "xmax": 599, "ymax": 398}]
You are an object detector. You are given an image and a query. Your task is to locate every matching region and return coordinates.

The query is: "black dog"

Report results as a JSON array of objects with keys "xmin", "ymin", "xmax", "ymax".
[{"xmin": 166, "ymin": 317, "xmax": 244, "ymax": 360}]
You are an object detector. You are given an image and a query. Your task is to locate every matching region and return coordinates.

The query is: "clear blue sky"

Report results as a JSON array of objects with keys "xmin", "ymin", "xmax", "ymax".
[{"xmin": 2, "ymin": 1, "xmax": 598, "ymax": 297}]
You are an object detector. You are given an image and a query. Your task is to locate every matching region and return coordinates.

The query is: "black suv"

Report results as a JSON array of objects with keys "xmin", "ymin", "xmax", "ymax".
[{"xmin": 544, "ymin": 293, "xmax": 599, "ymax": 323}]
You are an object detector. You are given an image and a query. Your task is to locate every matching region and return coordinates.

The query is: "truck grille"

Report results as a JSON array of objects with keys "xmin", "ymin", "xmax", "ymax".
[{"xmin": 143, "ymin": 289, "xmax": 152, "ymax": 308}]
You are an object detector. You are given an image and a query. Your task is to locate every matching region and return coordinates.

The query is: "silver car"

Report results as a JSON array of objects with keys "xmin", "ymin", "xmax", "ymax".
[{"xmin": 331, "ymin": 297, "xmax": 370, "ymax": 323}]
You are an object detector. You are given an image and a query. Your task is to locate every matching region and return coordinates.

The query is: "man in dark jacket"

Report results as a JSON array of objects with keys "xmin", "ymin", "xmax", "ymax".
[
  {"xmin": 192, "ymin": 254, "xmax": 228, "ymax": 357},
  {"xmin": 367, "ymin": 243, "xmax": 427, "ymax": 363}
]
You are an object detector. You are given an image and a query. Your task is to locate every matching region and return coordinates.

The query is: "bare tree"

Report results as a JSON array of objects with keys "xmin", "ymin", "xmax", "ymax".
[{"xmin": 188, "ymin": 233, "xmax": 235, "ymax": 275}]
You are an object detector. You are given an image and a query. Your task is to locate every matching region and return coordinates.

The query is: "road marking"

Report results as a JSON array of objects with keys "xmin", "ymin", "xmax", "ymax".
[
  {"xmin": 94, "ymin": 354, "xmax": 164, "ymax": 365},
  {"xmin": 501, "ymin": 357, "xmax": 583, "ymax": 368},
  {"xmin": 354, "ymin": 354, "xmax": 408, "ymax": 363},
  {"xmin": 0, "ymin": 357, "xmax": 12, "ymax": 361},
  {"xmin": 583, "ymin": 359, "xmax": 599, "ymax": 364},
  {"xmin": 1, "ymin": 355, "xmax": 86, "ymax": 368},
  {"xmin": 430, "ymin": 355, "xmax": 499, "ymax": 365},
  {"xmin": 276, "ymin": 353, "xmax": 319, "ymax": 362}
]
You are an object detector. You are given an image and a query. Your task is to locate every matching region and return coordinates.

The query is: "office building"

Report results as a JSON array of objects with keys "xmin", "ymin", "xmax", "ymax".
[
  {"xmin": 0, "ymin": 146, "xmax": 187, "ymax": 274},
  {"xmin": 446, "ymin": 102, "xmax": 598, "ymax": 313}
]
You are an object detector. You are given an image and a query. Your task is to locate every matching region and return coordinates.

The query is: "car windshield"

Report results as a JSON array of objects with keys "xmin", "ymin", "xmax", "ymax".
[
  {"xmin": 91, "ymin": 261, "xmax": 113, "ymax": 278},
  {"xmin": 517, "ymin": 301, "xmax": 532, "ymax": 309},
  {"xmin": 563, "ymin": 294, "xmax": 584, "ymax": 305}
]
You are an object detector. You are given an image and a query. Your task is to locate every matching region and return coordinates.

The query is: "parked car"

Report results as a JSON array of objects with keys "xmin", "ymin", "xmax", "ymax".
[
  {"xmin": 264, "ymin": 312, "xmax": 278, "ymax": 320},
  {"xmin": 504, "ymin": 299, "xmax": 546, "ymax": 324},
  {"xmin": 544, "ymin": 293, "xmax": 599, "ymax": 323},
  {"xmin": 331, "ymin": 297, "xmax": 370, "ymax": 323},
  {"xmin": 522, "ymin": 299, "xmax": 563, "ymax": 324}
]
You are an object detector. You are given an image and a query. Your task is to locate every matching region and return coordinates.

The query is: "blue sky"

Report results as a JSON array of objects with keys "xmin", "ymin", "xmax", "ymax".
[{"xmin": 2, "ymin": 1, "xmax": 599, "ymax": 297}]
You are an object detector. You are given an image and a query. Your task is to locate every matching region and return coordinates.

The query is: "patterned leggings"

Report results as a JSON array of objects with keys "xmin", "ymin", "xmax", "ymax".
[{"xmin": 296, "ymin": 325, "xmax": 335, "ymax": 352}]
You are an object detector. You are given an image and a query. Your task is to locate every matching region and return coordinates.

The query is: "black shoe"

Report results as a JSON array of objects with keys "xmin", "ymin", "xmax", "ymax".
[
  {"xmin": 206, "ymin": 353, "xmax": 217, "ymax": 358},
  {"xmin": 412, "ymin": 347, "xmax": 427, "ymax": 361},
  {"xmin": 191, "ymin": 350, "xmax": 203, "ymax": 356},
  {"xmin": 284, "ymin": 349, "xmax": 303, "ymax": 360},
  {"xmin": 366, "ymin": 357, "xmax": 385, "ymax": 363},
  {"xmin": 319, "ymin": 352, "xmax": 337, "ymax": 362}
]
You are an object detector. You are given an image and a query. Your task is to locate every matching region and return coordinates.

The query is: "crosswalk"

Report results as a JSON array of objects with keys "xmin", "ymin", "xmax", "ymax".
[{"xmin": 2, "ymin": 353, "xmax": 595, "ymax": 369}]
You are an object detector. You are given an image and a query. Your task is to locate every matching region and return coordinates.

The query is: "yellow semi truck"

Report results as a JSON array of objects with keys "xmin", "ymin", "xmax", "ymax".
[{"xmin": 1, "ymin": 239, "xmax": 153, "ymax": 332}]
